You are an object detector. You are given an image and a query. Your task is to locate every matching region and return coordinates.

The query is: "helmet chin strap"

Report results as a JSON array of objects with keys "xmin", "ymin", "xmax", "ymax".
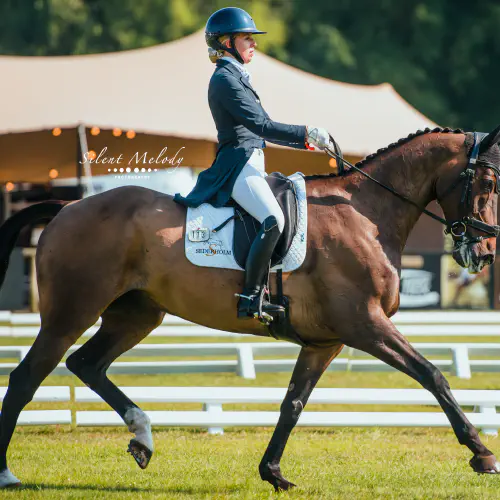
[
  {"xmin": 227, "ymin": 34, "xmax": 244, "ymax": 64},
  {"xmin": 213, "ymin": 35, "xmax": 243, "ymax": 64}
]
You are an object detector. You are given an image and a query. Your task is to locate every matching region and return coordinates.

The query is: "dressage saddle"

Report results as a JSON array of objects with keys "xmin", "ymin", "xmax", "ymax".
[{"xmin": 214, "ymin": 172, "xmax": 299, "ymax": 268}]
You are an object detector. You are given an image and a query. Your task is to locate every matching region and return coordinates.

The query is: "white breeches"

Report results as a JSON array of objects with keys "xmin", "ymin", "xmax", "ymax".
[{"xmin": 231, "ymin": 149, "xmax": 285, "ymax": 232}]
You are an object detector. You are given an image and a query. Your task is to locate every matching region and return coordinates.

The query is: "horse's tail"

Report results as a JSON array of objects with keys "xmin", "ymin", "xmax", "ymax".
[{"xmin": 0, "ymin": 200, "xmax": 67, "ymax": 289}]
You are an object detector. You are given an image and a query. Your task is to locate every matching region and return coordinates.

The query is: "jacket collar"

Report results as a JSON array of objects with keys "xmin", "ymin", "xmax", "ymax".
[{"xmin": 216, "ymin": 59, "xmax": 258, "ymax": 96}]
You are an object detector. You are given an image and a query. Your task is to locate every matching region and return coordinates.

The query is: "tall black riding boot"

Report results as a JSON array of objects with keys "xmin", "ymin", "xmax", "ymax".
[{"xmin": 237, "ymin": 215, "xmax": 285, "ymax": 319}]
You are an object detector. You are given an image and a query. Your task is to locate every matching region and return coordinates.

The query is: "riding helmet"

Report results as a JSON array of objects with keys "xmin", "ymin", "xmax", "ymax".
[{"xmin": 205, "ymin": 7, "xmax": 266, "ymax": 64}]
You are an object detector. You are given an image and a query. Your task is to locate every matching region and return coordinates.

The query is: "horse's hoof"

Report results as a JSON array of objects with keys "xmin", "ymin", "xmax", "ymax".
[
  {"xmin": 260, "ymin": 462, "xmax": 296, "ymax": 492},
  {"xmin": 0, "ymin": 468, "xmax": 22, "ymax": 488},
  {"xmin": 127, "ymin": 439, "xmax": 153, "ymax": 470},
  {"xmin": 470, "ymin": 454, "xmax": 500, "ymax": 474},
  {"xmin": 273, "ymin": 477, "xmax": 296, "ymax": 492}
]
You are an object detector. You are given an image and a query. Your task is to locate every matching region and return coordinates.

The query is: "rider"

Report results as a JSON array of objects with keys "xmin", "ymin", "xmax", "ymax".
[{"xmin": 174, "ymin": 7, "xmax": 332, "ymax": 320}]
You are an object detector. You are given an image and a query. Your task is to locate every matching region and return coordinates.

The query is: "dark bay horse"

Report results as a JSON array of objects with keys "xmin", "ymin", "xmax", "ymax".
[{"xmin": 0, "ymin": 127, "xmax": 500, "ymax": 490}]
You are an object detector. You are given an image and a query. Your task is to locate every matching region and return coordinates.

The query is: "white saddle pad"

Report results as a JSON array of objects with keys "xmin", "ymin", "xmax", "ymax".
[{"xmin": 185, "ymin": 172, "xmax": 307, "ymax": 272}]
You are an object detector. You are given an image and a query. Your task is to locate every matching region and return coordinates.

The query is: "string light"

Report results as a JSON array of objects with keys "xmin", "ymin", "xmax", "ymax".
[
  {"xmin": 87, "ymin": 150, "xmax": 97, "ymax": 160},
  {"xmin": 126, "ymin": 130, "xmax": 136, "ymax": 139},
  {"xmin": 52, "ymin": 128, "xmax": 62, "ymax": 137},
  {"xmin": 112, "ymin": 128, "xmax": 122, "ymax": 137},
  {"xmin": 49, "ymin": 169, "xmax": 59, "ymax": 179},
  {"xmin": 90, "ymin": 126, "xmax": 100, "ymax": 136},
  {"xmin": 329, "ymin": 157, "xmax": 337, "ymax": 168},
  {"xmin": 5, "ymin": 182, "xmax": 14, "ymax": 192}
]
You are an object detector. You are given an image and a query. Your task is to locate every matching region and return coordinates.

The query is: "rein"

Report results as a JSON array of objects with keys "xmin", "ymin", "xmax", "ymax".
[{"xmin": 324, "ymin": 133, "xmax": 500, "ymax": 243}]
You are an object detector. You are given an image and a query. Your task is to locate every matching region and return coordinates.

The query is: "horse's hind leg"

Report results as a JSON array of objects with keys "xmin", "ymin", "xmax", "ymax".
[
  {"xmin": 343, "ymin": 311, "xmax": 499, "ymax": 474},
  {"xmin": 0, "ymin": 318, "xmax": 94, "ymax": 487},
  {"xmin": 65, "ymin": 290, "xmax": 164, "ymax": 470}
]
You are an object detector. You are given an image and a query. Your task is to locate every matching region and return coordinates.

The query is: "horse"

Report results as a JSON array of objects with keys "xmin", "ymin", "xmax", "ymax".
[{"xmin": 0, "ymin": 126, "xmax": 499, "ymax": 491}]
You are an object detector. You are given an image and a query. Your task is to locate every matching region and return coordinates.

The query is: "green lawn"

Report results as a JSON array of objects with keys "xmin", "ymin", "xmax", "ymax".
[
  {"xmin": 2, "ymin": 427, "xmax": 500, "ymax": 499},
  {"xmin": 1, "ymin": 333, "xmax": 500, "ymax": 498}
]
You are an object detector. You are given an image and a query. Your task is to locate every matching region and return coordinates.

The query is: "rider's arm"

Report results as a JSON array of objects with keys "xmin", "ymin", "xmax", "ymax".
[
  {"xmin": 214, "ymin": 74, "xmax": 307, "ymax": 145},
  {"xmin": 265, "ymin": 138, "xmax": 308, "ymax": 150}
]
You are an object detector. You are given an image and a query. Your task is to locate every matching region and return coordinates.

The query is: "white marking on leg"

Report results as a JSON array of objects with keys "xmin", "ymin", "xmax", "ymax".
[
  {"xmin": 0, "ymin": 468, "xmax": 21, "ymax": 488},
  {"xmin": 124, "ymin": 408, "xmax": 154, "ymax": 452}
]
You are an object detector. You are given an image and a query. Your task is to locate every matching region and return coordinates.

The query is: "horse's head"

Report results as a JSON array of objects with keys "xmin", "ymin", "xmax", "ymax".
[{"xmin": 436, "ymin": 125, "xmax": 500, "ymax": 273}]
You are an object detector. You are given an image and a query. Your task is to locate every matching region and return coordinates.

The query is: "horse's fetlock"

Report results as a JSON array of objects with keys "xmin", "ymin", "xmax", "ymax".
[
  {"xmin": 259, "ymin": 461, "xmax": 280, "ymax": 480},
  {"xmin": 124, "ymin": 407, "xmax": 154, "ymax": 452}
]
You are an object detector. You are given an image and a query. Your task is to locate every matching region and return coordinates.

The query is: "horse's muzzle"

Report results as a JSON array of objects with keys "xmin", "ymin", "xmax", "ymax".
[{"xmin": 453, "ymin": 241, "xmax": 495, "ymax": 273}]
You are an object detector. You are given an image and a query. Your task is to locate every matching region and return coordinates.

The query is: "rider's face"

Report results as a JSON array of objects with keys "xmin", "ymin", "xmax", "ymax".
[{"xmin": 225, "ymin": 34, "xmax": 257, "ymax": 64}]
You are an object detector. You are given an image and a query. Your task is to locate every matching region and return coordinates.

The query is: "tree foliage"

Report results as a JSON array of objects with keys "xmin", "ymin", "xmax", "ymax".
[{"xmin": 1, "ymin": 0, "xmax": 499, "ymax": 130}]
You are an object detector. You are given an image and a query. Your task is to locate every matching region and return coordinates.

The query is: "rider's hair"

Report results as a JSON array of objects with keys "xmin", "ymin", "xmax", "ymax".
[{"xmin": 208, "ymin": 34, "xmax": 230, "ymax": 63}]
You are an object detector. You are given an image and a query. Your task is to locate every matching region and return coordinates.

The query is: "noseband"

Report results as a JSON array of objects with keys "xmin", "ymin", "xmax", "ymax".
[{"xmin": 325, "ymin": 132, "xmax": 500, "ymax": 244}]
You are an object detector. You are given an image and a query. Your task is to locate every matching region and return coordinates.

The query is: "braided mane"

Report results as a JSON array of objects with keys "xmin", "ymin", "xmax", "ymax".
[{"xmin": 305, "ymin": 126, "xmax": 465, "ymax": 180}]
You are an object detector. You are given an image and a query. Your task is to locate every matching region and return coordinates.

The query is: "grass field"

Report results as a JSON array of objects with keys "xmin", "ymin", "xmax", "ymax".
[
  {"xmin": 1, "ymin": 333, "xmax": 500, "ymax": 498},
  {"xmin": 2, "ymin": 427, "xmax": 500, "ymax": 499},
  {"xmin": 1, "ymin": 370, "xmax": 500, "ymax": 499}
]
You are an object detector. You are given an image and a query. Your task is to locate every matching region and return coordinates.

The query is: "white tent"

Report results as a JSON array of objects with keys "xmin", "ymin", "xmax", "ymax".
[{"xmin": 0, "ymin": 30, "xmax": 436, "ymax": 158}]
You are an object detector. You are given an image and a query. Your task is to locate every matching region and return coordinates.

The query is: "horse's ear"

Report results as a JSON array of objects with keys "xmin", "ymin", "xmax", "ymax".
[{"xmin": 479, "ymin": 124, "xmax": 500, "ymax": 153}]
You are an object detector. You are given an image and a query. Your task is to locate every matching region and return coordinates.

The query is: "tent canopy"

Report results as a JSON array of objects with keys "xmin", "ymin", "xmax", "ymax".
[{"xmin": 0, "ymin": 30, "xmax": 436, "ymax": 159}]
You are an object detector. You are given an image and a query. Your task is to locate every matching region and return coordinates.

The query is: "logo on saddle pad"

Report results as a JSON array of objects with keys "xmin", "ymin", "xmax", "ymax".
[{"xmin": 194, "ymin": 236, "xmax": 232, "ymax": 257}]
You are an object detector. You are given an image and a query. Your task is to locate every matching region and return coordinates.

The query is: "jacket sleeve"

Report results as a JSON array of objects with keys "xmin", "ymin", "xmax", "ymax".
[
  {"xmin": 265, "ymin": 138, "xmax": 308, "ymax": 150},
  {"xmin": 215, "ymin": 75, "xmax": 307, "ymax": 145}
]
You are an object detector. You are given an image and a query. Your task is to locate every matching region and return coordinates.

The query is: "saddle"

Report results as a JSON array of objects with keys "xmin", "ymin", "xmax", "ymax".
[{"xmin": 228, "ymin": 173, "xmax": 298, "ymax": 268}]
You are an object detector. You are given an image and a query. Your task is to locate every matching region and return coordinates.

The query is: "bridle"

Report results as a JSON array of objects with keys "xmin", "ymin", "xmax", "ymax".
[
  {"xmin": 325, "ymin": 132, "xmax": 500, "ymax": 244},
  {"xmin": 437, "ymin": 132, "xmax": 500, "ymax": 243}
]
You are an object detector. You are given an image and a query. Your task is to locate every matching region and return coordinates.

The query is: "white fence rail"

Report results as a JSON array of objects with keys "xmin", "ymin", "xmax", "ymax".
[
  {"xmin": 76, "ymin": 385, "xmax": 500, "ymax": 434},
  {"xmin": 0, "ymin": 386, "xmax": 71, "ymax": 425},
  {"xmin": 0, "ymin": 342, "xmax": 499, "ymax": 379},
  {"xmin": 0, "ymin": 311, "xmax": 499, "ymax": 338},
  {"xmin": 2, "ymin": 386, "xmax": 497, "ymax": 434}
]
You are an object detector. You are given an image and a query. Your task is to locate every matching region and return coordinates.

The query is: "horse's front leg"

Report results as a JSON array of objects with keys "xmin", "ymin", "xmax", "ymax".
[
  {"xmin": 343, "ymin": 310, "xmax": 499, "ymax": 474},
  {"xmin": 259, "ymin": 342, "xmax": 343, "ymax": 491}
]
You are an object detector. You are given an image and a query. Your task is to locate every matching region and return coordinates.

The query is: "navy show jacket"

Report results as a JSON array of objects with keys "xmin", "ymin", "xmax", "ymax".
[{"xmin": 174, "ymin": 59, "xmax": 307, "ymax": 208}]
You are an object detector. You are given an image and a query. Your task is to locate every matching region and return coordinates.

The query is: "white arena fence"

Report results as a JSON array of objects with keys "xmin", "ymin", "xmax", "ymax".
[
  {"xmin": 1, "ymin": 386, "xmax": 500, "ymax": 435},
  {"xmin": 0, "ymin": 342, "xmax": 498, "ymax": 379},
  {"xmin": 0, "ymin": 310, "xmax": 500, "ymax": 338}
]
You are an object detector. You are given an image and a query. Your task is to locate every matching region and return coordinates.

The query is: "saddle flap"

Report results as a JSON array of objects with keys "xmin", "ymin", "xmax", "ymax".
[{"xmin": 233, "ymin": 172, "xmax": 298, "ymax": 269}]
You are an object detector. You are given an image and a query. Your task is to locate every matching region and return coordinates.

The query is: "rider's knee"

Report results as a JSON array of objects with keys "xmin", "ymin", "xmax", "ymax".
[{"xmin": 263, "ymin": 211, "xmax": 285, "ymax": 234}]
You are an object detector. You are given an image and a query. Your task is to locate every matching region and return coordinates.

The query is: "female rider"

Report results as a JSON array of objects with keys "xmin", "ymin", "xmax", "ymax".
[{"xmin": 175, "ymin": 7, "xmax": 332, "ymax": 320}]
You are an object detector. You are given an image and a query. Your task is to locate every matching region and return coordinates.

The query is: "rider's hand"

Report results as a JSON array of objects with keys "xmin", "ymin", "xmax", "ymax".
[{"xmin": 306, "ymin": 126, "xmax": 330, "ymax": 151}]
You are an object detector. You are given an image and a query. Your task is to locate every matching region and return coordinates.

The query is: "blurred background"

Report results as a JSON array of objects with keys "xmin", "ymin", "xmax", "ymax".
[{"xmin": 0, "ymin": 0, "xmax": 499, "ymax": 311}]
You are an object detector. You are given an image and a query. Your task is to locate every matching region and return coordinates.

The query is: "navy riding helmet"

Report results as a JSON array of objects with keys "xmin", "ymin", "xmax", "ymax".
[{"xmin": 205, "ymin": 7, "xmax": 266, "ymax": 64}]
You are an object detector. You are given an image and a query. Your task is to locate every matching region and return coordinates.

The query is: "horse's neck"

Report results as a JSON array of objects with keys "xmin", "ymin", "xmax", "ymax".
[
  {"xmin": 311, "ymin": 133, "xmax": 462, "ymax": 253},
  {"xmin": 352, "ymin": 134, "xmax": 465, "ymax": 249}
]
